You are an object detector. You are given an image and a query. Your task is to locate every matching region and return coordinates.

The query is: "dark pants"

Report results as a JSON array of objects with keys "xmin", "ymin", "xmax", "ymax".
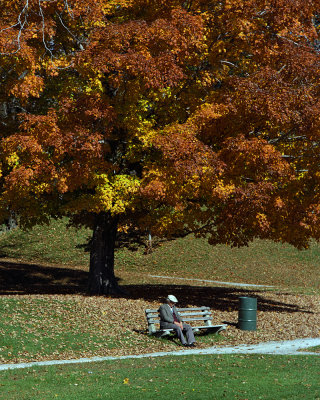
[{"xmin": 160, "ymin": 322, "xmax": 195, "ymax": 345}]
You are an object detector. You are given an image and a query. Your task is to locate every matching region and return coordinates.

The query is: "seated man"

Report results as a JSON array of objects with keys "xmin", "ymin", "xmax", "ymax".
[{"xmin": 159, "ymin": 295, "xmax": 196, "ymax": 347}]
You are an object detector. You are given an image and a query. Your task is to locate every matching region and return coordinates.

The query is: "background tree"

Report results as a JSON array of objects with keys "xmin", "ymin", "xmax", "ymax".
[{"xmin": 1, "ymin": 0, "xmax": 320, "ymax": 295}]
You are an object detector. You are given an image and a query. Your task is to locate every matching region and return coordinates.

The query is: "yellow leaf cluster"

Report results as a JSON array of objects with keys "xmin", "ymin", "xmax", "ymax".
[
  {"xmin": 65, "ymin": 174, "xmax": 140, "ymax": 215},
  {"xmin": 33, "ymin": 183, "xmax": 51, "ymax": 196},
  {"xmin": 256, "ymin": 213, "xmax": 270, "ymax": 231},
  {"xmin": 5, "ymin": 152, "xmax": 19, "ymax": 168},
  {"xmin": 212, "ymin": 180, "xmax": 235, "ymax": 200}
]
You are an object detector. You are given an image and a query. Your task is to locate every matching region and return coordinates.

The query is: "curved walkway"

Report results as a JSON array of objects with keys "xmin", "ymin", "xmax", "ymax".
[
  {"xmin": 0, "ymin": 338, "xmax": 319, "ymax": 372},
  {"xmin": 149, "ymin": 274, "xmax": 275, "ymax": 288}
]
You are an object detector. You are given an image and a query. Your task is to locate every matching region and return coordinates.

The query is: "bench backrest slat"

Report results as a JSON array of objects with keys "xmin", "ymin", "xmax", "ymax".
[
  {"xmin": 145, "ymin": 306, "xmax": 214, "ymax": 333},
  {"xmin": 145, "ymin": 307, "xmax": 210, "ymax": 313},
  {"xmin": 176, "ymin": 311, "xmax": 212, "ymax": 317},
  {"xmin": 148, "ymin": 316, "xmax": 213, "ymax": 323},
  {"xmin": 146, "ymin": 311, "xmax": 211, "ymax": 319},
  {"xmin": 181, "ymin": 317, "xmax": 213, "ymax": 322}
]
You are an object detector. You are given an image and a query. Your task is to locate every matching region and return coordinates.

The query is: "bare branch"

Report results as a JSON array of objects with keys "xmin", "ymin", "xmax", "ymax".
[
  {"xmin": 38, "ymin": 0, "xmax": 54, "ymax": 58},
  {"xmin": 55, "ymin": 11, "xmax": 86, "ymax": 50},
  {"xmin": 256, "ymin": 9, "xmax": 268, "ymax": 17},
  {"xmin": 63, "ymin": 0, "xmax": 74, "ymax": 19},
  {"xmin": 220, "ymin": 60, "xmax": 237, "ymax": 68},
  {"xmin": 277, "ymin": 64, "xmax": 286, "ymax": 74},
  {"xmin": 268, "ymin": 129, "xmax": 294, "ymax": 144},
  {"xmin": 0, "ymin": 0, "xmax": 78, "ymax": 57},
  {"xmin": 0, "ymin": 0, "xmax": 29, "ymax": 55},
  {"xmin": 276, "ymin": 34, "xmax": 316, "ymax": 53}
]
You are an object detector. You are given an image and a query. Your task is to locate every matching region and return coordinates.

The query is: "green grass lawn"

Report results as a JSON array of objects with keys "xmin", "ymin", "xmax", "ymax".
[
  {"xmin": 0, "ymin": 219, "xmax": 91, "ymax": 266},
  {"xmin": 1, "ymin": 354, "xmax": 319, "ymax": 400},
  {"xmin": 0, "ymin": 218, "xmax": 319, "ymax": 291},
  {"xmin": 124, "ymin": 235, "xmax": 320, "ymax": 291},
  {"xmin": 300, "ymin": 345, "xmax": 320, "ymax": 353},
  {"xmin": 0, "ymin": 297, "xmax": 121, "ymax": 363}
]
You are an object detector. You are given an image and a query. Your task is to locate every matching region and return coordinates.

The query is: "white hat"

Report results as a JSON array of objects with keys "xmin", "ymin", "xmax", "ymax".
[{"xmin": 167, "ymin": 295, "xmax": 178, "ymax": 303}]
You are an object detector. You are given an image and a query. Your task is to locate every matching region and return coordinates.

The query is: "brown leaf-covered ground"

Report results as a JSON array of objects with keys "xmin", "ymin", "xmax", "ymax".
[
  {"xmin": 120, "ymin": 273, "xmax": 320, "ymax": 349},
  {"xmin": 0, "ymin": 260, "xmax": 319, "ymax": 364}
]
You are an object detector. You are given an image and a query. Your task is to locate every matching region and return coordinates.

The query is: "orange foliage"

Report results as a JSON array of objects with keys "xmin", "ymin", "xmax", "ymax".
[{"xmin": 1, "ymin": 0, "xmax": 320, "ymax": 250}]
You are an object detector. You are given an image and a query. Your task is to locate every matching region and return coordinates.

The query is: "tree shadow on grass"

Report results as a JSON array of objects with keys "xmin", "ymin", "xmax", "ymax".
[
  {"xmin": 121, "ymin": 283, "xmax": 313, "ymax": 314},
  {"xmin": 0, "ymin": 260, "xmax": 88, "ymax": 295},
  {"xmin": 0, "ymin": 259, "xmax": 312, "ymax": 314}
]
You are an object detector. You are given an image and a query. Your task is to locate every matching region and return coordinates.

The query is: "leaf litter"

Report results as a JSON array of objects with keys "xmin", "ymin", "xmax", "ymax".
[{"xmin": 0, "ymin": 281, "xmax": 319, "ymax": 364}]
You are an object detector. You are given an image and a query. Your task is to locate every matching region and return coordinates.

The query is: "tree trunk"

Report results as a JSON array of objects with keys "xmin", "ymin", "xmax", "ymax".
[
  {"xmin": 4, "ymin": 211, "xmax": 17, "ymax": 231},
  {"xmin": 87, "ymin": 212, "xmax": 123, "ymax": 295}
]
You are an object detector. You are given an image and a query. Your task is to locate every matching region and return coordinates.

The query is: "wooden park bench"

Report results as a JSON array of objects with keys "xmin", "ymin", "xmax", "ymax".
[{"xmin": 145, "ymin": 306, "xmax": 227, "ymax": 337}]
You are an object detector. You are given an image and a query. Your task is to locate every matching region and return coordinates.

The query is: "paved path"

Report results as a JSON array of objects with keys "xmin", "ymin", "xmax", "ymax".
[
  {"xmin": 148, "ymin": 274, "xmax": 275, "ymax": 288},
  {"xmin": 0, "ymin": 338, "xmax": 319, "ymax": 372}
]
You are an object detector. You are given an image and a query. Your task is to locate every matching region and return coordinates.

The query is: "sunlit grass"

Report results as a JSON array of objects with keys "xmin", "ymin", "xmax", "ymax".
[
  {"xmin": 1, "ymin": 354, "xmax": 319, "ymax": 400},
  {"xmin": 133, "ymin": 235, "xmax": 320, "ymax": 292},
  {"xmin": 0, "ymin": 296, "xmax": 149, "ymax": 364},
  {"xmin": 299, "ymin": 345, "xmax": 320, "ymax": 353},
  {"xmin": 0, "ymin": 219, "xmax": 90, "ymax": 266}
]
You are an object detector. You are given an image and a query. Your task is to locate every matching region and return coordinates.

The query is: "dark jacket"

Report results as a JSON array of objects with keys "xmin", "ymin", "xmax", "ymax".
[{"xmin": 159, "ymin": 303, "xmax": 181, "ymax": 328}]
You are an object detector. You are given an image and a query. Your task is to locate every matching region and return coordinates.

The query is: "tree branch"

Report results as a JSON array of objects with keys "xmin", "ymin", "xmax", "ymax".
[
  {"xmin": 0, "ymin": 0, "xmax": 80, "ymax": 57},
  {"xmin": 55, "ymin": 12, "xmax": 85, "ymax": 50},
  {"xmin": 0, "ymin": 0, "xmax": 29, "ymax": 55}
]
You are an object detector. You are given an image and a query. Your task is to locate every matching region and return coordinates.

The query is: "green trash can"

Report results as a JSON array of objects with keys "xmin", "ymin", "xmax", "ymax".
[{"xmin": 238, "ymin": 296, "xmax": 257, "ymax": 331}]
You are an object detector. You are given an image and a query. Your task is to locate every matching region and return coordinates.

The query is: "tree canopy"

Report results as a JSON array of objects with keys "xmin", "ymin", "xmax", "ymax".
[{"xmin": 1, "ymin": 0, "xmax": 320, "ymax": 293}]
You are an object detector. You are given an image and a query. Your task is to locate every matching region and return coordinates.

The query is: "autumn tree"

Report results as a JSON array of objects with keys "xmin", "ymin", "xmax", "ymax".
[{"xmin": 1, "ymin": 0, "xmax": 320, "ymax": 294}]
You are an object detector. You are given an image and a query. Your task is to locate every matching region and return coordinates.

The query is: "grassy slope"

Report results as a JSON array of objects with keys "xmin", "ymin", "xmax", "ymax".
[
  {"xmin": 0, "ymin": 218, "xmax": 319, "ymax": 290},
  {"xmin": 0, "ymin": 220, "xmax": 91, "ymax": 266}
]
